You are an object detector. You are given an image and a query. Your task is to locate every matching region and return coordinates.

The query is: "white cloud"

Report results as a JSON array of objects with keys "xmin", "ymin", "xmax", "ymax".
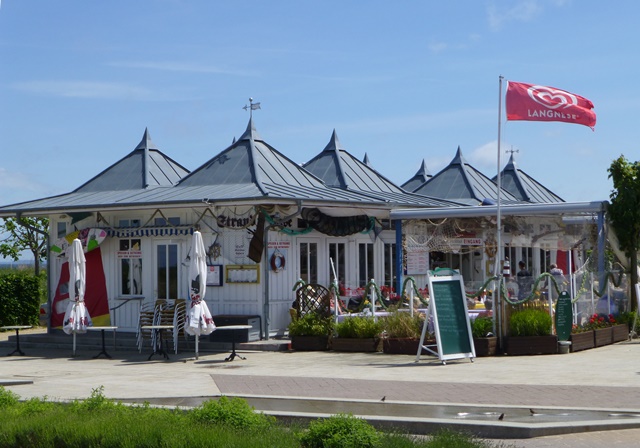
[
  {"xmin": 108, "ymin": 61, "xmax": 256, "ymax": 77},
  {"xmin": 12, "ymin": 81, "xmax": 153, "ymax": 100},
  {"xmin": 468, "ymin": 140, "xmax": 500, "ymax": 171},
  {"xmin": 487, "ymin": 1, "xmax": 543, "ymax": 31}
]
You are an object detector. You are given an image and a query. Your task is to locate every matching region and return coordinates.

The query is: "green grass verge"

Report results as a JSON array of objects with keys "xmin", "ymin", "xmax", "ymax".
[{"xmin": 0, "ymin": 386, "xmax": 513, "ymax": 448}]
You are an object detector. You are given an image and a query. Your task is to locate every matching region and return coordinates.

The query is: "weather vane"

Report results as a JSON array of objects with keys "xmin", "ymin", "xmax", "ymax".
[
  {"xmin": 506, "ymin": 146, "xmax": 519, "ymax": 155},
  {"xmin": 243, "ymin": 97, "xmax": 261, "ymax": 119}
]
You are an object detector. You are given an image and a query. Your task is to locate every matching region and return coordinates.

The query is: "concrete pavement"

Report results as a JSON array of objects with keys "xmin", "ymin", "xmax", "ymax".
[{"xmin": 2, "ymin": 333, "xmax": 640, "ymax": 447}]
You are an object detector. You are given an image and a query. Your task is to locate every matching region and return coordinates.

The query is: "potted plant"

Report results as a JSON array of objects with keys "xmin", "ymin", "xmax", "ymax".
[
  {"xmin": 586, "ymin": 313, "xmax": 615, "ymax": 347},
  {"xmin": 612, "ymin": 312, "xmax": 632, "ymax": 343},
  {"xmin": 471, "ymin": 316, "xmax": 497, "ymax": 357},
  {"xmin": 505, "ymin": 308, "xmax": 557, "ymax": 355},
  {"xmin": 332, "ymin": 316, "xmax": 383, "ymax": 352},
  {"xmin": 569, "ymin": 323, "xmax": 595, "ymax": 352},
  {"xmin": 381, "ymin": 309, "xmax": 427, "ymax": 355},
  {"xmin": 288, "ymin": 312, "xmax": 333, "ymax": 351}
]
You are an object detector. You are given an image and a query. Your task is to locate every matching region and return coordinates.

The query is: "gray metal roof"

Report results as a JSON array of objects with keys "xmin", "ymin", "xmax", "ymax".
[
  {"xmin": 492, "ymin": 154, "xmax": 564, "ymax": 203},
  {"xmin": 1, "ymin": 120, "xmax": 456, "ymax": 217},
  {"xmin": 75, "ymin": 129, "xmax": 189, "ymax": 192},
  {"xmin": 303, "ymin": 130, "xmax": 457, "ymax": 207},
  {"xmin": 411, "ymin": 147, "xmax": 520, "ymax": 206},
  {"xmin": 401, "ymin": 159, "xmax": 432, "ymax": 192}
]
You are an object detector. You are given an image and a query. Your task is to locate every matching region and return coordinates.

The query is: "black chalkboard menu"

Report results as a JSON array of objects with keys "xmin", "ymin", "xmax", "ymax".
[{"xmin": 418, "ymin": 272, "xmax": 475, "ymax": 364}]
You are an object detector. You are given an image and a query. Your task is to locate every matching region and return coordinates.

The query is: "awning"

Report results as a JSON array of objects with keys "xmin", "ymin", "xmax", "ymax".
[{"xmin": 104, "ymin": 226, "xmax": 194, "ymax": 238}]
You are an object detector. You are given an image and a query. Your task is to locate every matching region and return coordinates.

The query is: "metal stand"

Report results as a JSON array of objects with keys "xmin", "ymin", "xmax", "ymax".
[
  {"xmin": 6, "ymin": 327, "xmax": 27, "ymax": 356},
  {"xmin": 93, "ymin": 329, "xmax": 112, "ymax": 359},
  {"xmin": 148, "ymin": 328, "xmax": 170, "ymax": 360},
  {"xmin": 225, "ymin": 329, "xmax": 246, "ymax": 361}
]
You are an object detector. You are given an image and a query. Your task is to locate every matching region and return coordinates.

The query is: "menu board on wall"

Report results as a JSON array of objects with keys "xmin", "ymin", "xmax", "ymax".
[{"xmin": 406, "ymin": 250, "xmax": 429, "ymax": 275}]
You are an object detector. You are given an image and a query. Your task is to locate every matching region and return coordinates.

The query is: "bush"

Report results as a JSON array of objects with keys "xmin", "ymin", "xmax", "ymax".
[
  {"xmin": 0, "ymin": 386, "xmax": 20, "ymax": 408},
  {"xmin": 509, "ymin": 308, "xmax": 552, "ymax": 336},
  {"xmin": 381, "ymin": 309, "xmax": 423, "ymax": 339},
  {"xmin": 189, "ymin": 396, "xmax": 276, "ymax": 431},
  {"xmin": 300, "ymin": 413, "xmax": 380, "ymax": 448},
  {"xmin": 288, "ymin": 312, "xmax": 334, "ymax": 337},
  {"xmin": 0, "ymin": 271, "xmax": 42, "ymax": 326},
  {"xmin": 335, "ymin": 316, "xmax": 382, "ymax": 339},
  {"xmin": 471, "ymin": 316, "xmax": 494, "ymax": 339}
]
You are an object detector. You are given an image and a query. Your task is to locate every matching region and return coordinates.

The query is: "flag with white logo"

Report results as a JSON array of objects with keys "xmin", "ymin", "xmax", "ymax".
[{"xmin": 506, "ymin": 81, "xmax": 596, "ymax": 129}]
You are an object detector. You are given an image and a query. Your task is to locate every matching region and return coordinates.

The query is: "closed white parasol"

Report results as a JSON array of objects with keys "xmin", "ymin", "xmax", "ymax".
[
  {"xmin": 63, "ymin": 238, "xmax": 92, "ymax": 355},
  {"xmin": 185, "ymin": 231, "xmax": 216, "ymax": 356}
]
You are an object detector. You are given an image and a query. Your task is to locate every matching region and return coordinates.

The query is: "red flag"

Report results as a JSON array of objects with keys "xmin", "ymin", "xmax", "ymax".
[{"xmin": 506, "ymin": 81, "xmax": 596, "ymax": 129}]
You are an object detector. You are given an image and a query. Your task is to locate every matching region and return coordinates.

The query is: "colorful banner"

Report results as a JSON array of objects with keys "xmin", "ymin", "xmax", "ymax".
[
  {"xmin": 52, "ymin": 248, "xmax": 111, "ymax": 328},
  {"xmin": 506, "ymin": 81, "xmax": 596, "ymax": 129}
]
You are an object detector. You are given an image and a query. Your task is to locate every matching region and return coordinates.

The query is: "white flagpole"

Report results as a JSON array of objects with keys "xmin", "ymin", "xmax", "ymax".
[{"xmin": 495, "ymin": 75, "xmax": 504, "ymax": 349}]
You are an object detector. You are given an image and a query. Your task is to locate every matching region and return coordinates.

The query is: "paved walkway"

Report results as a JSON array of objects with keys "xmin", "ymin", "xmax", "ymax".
[{"xmin": 2, "ymin": 332, "xmax": 640, "ymax": 447}]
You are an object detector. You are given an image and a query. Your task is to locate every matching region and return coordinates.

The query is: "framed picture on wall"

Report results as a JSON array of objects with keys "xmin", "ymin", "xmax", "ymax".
[{"xmin": 206, "ymin": 264, "xmax": 223, "ymax": 286}]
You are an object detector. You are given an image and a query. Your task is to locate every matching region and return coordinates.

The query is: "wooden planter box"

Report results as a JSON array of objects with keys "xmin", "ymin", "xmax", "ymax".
[
  {"xmin": 331, "ymin": 337, "xmax": 382, "ymax": 352},
  {"xmin": 290, "ymin": 335, "xmax": 329, "ymax": 351},
  {"xmin": 505, "ymin": 335, "xmax": 558, "ymax": 356},
  {"xmin": 594, "ymin": 327, "xmax": 613, "ymax": 347},
  {"xmin": 570, "ymin": 331, "xmax": 595, "ymax": 352},
  {"xmin": 473, "ymin": 336, "xmax": 497, "ymax": 357},
  {"xmin": 612, "ymin": 324, "xmax": 629, "ymax": 343},
  {"xmin": 383, "ymin": 338, "xmax": 433, "ymax": 355}
]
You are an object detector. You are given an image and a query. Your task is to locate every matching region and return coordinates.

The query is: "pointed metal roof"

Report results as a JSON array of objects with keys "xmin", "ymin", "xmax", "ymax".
[
  {"xmin": 303, "ymin": 130, "xmax": 460, "ymax": 207},
  {"xmin": 493, "ymin": 154, "xmax": 564, "ymax": 203},
  {"xmin": 74, "ymin": 128, "xmax": 189, "ymax": 192},
  {"xmin": 412, "ymin": 146, "xmax": 520, "ymax": 205},
  {"xmin": 363, "ymin": 153, "xmax": 371, "ymax": 166},
  {"xmin": 401, "ymin": 159, "xmax": 432, "ymax": 192},
  {"xmin": 178, "ymin": 118, "xmax": 327, "ymax": 195}
]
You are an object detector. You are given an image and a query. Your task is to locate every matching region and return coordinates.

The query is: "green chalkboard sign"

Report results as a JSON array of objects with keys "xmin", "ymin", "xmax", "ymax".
[
  {"xmin": 555, "ymin": 291, "xmax": 573, "ymax": 342},
  {"xmin": 418, "ymin": 273, "xmax": 475, "ymax": 363}
]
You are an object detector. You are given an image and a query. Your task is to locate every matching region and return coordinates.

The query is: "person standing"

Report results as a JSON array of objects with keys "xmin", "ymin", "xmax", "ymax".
[
  {"xmin": 548, "ymin": 263, "xmax": 567, "ymax": 302},
  {"xmin": 516, "ymin": 261, "xmax": 532, "ymax": 301}
]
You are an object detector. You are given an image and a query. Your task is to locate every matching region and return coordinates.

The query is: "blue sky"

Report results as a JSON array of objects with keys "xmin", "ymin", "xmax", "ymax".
[{"xmin": 1, "ymin": 0, "xmax": 638, "ymax": 210}]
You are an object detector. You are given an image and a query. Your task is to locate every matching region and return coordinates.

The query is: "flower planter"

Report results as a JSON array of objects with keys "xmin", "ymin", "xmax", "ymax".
[
  {"xmin": 505, "ymin": 335, "xmax": 558, "ymax": 356},
  {"xmin": 473, "ymin": 336, "xmax": 497, "ymax": 357},
  {"xmin": 331, "ymin": 337, "xmax": 382, "ymax": 352},
  {"xmin": 594, "ymin": 327, "xmax": 613, "ymax": 347},
  {"xmin": 290, "ymin": 335, "xmax": 329, "ymax": 351},
  {"xmin": 383, "ymin": 338, "xmax": 434, "ymax": 355},
  {"xmin": 570, "ymin": 331, "xmax": 595, "ymax": 352},
  {"xmin": 612, "ymin": 324, "xmax": 629, "ymax": 343}
]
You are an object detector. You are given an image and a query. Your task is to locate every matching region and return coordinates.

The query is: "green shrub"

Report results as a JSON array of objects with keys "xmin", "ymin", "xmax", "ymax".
[
  {"xmin": 71, "ymin": 386, "xmax": 120, "ymax": 413},
  {"xmin": 381, "ymin": 309, "xmax": 423, "ymax": 339},
  {"xmin": 335, "ymin": 316, "xmax": 382, "ymax": 338},
  {"xmin": 509, "ymin": 308, "xmax": 552, "ymax": 337},
  {"xmin": 0, "ymin": 271, "xmax": 41, "ymax": 326},
  {"xmin": 189, "ymin": 396, "xmax": 276, "ymax": 431},
  {"xmin": 470, "ymin": 316, "xmax": 494, "ymax": 339},
  {"xmin": 300, "ymin": 413, "xmax": 380, "ymax": 448},
  {"xmin": 0, "ymin": 386, "xmax": 19, "ymax": 408},
  {"xmin": 288, "ymin": 312, "xmax": 334, "ymax": 337}
]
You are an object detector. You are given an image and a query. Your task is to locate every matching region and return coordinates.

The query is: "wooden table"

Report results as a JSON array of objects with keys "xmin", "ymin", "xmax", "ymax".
[
  {"xmin": 141, "ymin": 325, "xmax": 173, "ymax": 360},
  {"xmin": 214, "ymin": 325, "xmax": 252, "ymax": 361},
  {"xmin": 86, "ymin": 326, "xmax": 118, "ymax": 359},
  {"xmin": 1, "ymin": 325, "xmax": 32, "ymax": 356}
]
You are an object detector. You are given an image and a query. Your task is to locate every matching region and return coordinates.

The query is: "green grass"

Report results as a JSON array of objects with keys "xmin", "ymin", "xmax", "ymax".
[{"xmin": 0, "ymin": 386, "xmax": 513, "ymax": 448}]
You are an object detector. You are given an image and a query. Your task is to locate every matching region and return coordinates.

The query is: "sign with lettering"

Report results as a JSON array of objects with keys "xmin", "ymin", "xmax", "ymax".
[
  {"xmin": 417, "ymin": 271, "xmax": 475, "ymax": 364},
  {"xmin": 555, "ymin": 291, "xmax": 573, "ymax": 341}
]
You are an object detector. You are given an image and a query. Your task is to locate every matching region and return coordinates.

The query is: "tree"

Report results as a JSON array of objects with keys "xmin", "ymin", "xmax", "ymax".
[
  {"xmin": 0, "ymin": 217, "xmax": 49, "ymax": 276},
  {"xmin": 607, "ymin": 155, "xmax": 640, "ymax": 311}
]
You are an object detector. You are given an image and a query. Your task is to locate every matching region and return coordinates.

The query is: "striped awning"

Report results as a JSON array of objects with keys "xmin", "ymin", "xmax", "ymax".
[{"xmin": 104, "ymin": 226, "xmax": 194, "ymax": 238}]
